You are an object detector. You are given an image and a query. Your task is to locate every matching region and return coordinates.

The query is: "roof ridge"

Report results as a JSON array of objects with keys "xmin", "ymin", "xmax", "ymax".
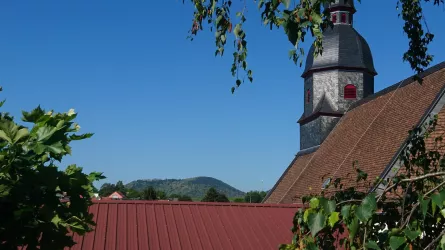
[
  {"xmin": 350, "ymin": 61, "xmax": 445, "ymax": 111},
  {"xmin": 92, "ymin": 200, "xmax": 303, "ymax": 208}
]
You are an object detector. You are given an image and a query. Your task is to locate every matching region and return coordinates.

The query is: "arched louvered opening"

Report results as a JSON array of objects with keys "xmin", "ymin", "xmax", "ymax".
[
  {"xmin": 332, "ymin": 13, "xmax": 337, "ymax": 23},
  {"xmin": 344, "ymin": 84, "xmax": 357, "ymax": 99}
]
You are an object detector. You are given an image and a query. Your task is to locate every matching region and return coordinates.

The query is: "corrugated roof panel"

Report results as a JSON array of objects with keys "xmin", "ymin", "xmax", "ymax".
[
  {"xmin": 71, "ymin": 229, "xmax": 83, "ymax": 250},
  {"xmin": 104, "ymin": 203, "xmax": 117, "ymax": 250},
  {"xmin": 58, "ymin": 201, "xmax": 299, "ymax": 250},
  {"xmin": 127, "ymin": 203, "xmax": 138, "ymax": 250},
  {"xmin": 80, "ymin": 204, "xmax": 98, "ymax": 250},
  {"xmin": 230, "ymin": 206, "xmax": 262, "ymax": 249},
  {"xmin": 214, "ymin": 206, "xmax": 243, "ymax": 249},
  {"xmin": 146, "ymin": 204, "xmax": 161, "ymax": 249},
  {"xmin": 117, "ymin": 204, "xmax": 127, "ymax": 250},
  {"xmin": 189, "ymin": 205, "xmax": 213, "ymax": 249},
  {"xmin": 136, "ymin": 204, "xmax": 149, "ymax": 249},
  {"xmin": 196, "ymin": 204, "xmax": 222, "ymax": 249},
  {"xmin": 171, "ymin": 205, "xmax": 192, "ymax": 250},
  {"xmin": 206, "ymin": 205, "xmax": 233, "ymax": 249},
  {"xmin": 164, "ymin": 204, "xmax": 181, "ymax": 249},
  {"xmin": 92, "ymin": 203, "xmax": 108, "ymax": 250},
  {"xmin": 154, "ymin": 203, "xmax": 171, "ymax": 249},
  {"xmin": 179, "ymin": 205, "xmax": 203, "ymax": 250}
]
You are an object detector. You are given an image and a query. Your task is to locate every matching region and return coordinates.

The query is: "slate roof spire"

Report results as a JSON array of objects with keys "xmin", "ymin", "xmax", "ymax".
[{"xmin": 298, "ymin": 0, "xmax": 377, "ymax": 150}]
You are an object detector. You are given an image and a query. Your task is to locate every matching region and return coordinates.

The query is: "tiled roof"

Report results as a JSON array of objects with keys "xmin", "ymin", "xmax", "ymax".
[
  {"xmin": 68, "ymin": 200, "xmax": 300, "ymax": 250},
  {"xmin": 268, "ymin": 61, "xmax": 445, "ymax": 203},
  {"xmin": 264, "ymin": 151, "xmax": 317, "ymax": 204}
]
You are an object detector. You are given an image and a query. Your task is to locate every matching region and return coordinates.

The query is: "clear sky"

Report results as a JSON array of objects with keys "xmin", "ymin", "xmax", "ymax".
[{"xmin": 0, "ymin": 0, "xmax": 444, "ymax": 192}]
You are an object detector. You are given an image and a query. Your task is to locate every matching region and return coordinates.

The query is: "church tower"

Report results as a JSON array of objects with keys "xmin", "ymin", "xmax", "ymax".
[{"xmin": 298, "ymin": 0, "xmax": 377, "ymax": 150}]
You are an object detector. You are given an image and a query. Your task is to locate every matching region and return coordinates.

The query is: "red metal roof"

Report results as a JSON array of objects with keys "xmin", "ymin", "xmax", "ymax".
[{"xmin": 68, "ymin": 200, "xmax": 301, "ymax": 250}]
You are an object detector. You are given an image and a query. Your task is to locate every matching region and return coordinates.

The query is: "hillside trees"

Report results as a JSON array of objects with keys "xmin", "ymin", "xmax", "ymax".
[
  {"xmin": 141, "ymin": 186, "xmax": 158, "ymax": 200},
  {"xmin": 279, "ymin": 116, "xmax": 445, "ymax": 249},
  {"xmin": 98, "ymin": 182, "xmax": 116, "ymax": 197},
  {"xmin": 245, "ymin": 190, "xmax": 267, "ymax": 203},
  {"xmin": 182, "ymin": 0, "xmax": 443, "ymax": 92},
  {"xmin": 201, "ymin": 187, "xmax": 230, "ymax": 202},
  {"xmin": 0, "ymin": 91, "xmax": 104, "ymax": 249},
  {"xmin": 98, "ymin": 180, "xmax": 128, "ymax": 197}
]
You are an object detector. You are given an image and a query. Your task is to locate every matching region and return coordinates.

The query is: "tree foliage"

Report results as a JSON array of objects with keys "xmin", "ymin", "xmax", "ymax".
[
  {"xmin": 142, "ymin": 186, "xmax": 158, "ymax": 200},
  {"xmin": 279, "ymin": 115, "xmax": 445, "ymax": 249},
  {"xmin": 98, "ymin": 182, "xmax": 116, "ymax": 197},
  {"xmin": 0, "ymin": 93, "xmax": 104, "ymax": 249},
  {"xmin": 245, "ymin": 190, "xmax": 267, "ymax": 203},
  {"xmin": 183, "ymin": 0, "xmax": 443, "ymax": 92},
  {"xmin": 201, "ymin": 187, "xmax": 230, "ymax": 202}
]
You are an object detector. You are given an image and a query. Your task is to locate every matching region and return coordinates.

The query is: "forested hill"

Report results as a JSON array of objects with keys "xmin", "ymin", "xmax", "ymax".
[{"xmin": 125, "ymin": 176, "xmax": 245, "ymax": 198}]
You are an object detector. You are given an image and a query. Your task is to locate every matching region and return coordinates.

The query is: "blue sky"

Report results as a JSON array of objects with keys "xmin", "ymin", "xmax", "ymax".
[{"xmin": 0, "ymin": 0, "xmax": 444, "ymax": 192}]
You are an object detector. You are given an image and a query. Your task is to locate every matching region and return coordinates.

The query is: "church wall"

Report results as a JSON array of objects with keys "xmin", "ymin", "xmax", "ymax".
[
  {"xmin": 321, "ymin": 116, "xmax": 341, "ymax": 142},
  {"xmin": 313, "ymin": 70, "xmax": 339, "ymax": 111},
  {"xmin": 304, "ymin": 76, "xmax": 314, "ymax": 115},
  {"xmin": 338, "ymin": 71, "xmax": 364, "ymax": 111},
  {"xmin": 300, "ymin": 118, "xmax": 321, "ymax": 149},
  {"xmin": 363, "ymin": 72, "xmax": 375, "ymax": 97}
]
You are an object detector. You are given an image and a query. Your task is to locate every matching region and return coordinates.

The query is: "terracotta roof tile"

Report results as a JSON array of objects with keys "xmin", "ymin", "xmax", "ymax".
[
  {"xmin": 67, "ymin": 200, "xmax": 300, "ymax": 250},
  {"xmin": 272, "ymin": 62, "xmax": 445, "ymax": 203},
  {"xmin": 264, "ymin": 152, "xmax": 316, "ymax": 203}
]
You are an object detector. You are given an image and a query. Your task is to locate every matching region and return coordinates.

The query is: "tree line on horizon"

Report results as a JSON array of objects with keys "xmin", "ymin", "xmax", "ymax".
[{"xmin": 98, "ymin": 181, "xmax": 267, "ymax": 203}]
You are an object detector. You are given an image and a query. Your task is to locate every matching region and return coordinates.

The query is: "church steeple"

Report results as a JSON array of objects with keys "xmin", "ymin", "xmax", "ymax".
[{"xmin": 298, "ymin": 0, "xmax": 377, "ymax": 151}]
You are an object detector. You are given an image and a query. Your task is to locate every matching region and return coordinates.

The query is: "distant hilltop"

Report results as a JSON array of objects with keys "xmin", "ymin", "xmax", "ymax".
[{"xmin": 125, "ymin": 176, "xmax": 245, "ymax": 198}]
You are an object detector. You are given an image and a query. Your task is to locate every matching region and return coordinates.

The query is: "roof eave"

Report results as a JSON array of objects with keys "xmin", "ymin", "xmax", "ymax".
[{"xmin": 301, "ymin": 66, "xmax": 378, "ymax": 78}]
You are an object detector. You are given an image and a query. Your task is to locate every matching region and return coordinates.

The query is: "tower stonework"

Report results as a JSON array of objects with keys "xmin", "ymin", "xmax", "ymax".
[{"xmin": 298, "ymin": 0, "xmax": 377, "ymax": 150}]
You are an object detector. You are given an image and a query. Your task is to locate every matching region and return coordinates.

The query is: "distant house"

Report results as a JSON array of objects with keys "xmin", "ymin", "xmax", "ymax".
[{"xmin": 107, "ymin": 191, "xmax": 125, "ymax": 200}]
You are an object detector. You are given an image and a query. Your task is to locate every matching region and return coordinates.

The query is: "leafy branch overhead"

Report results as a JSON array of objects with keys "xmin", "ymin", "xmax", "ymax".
[{"xmin": 184, "ymin": 0, "xmax": 443, "ymax": 92}]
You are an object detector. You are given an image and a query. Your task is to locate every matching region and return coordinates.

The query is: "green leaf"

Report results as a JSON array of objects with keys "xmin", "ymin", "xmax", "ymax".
[
  {"xmin": 70, "ymin": 133, "xmax": 94, "ymax": 141},
  {"xmin": 309, "ymin": 197, "xmax": 319, "ymax": 209},
  {"xmin": 52, "ymin": 214, "xmax": 62, "ymax": 228},
  {"xmin": 310, "ymin": 12, "xmax": 322, "ymax": 24},
  {"xmin": 0, "ymin": 130, "xmax": 12, "ymax": 143},
  {"xmin": 308, "ymin": 212, "xmax": 326, "ymax": 237},
  {"xmin": 348, "ymin": 217, "xmax": 359, "ymax": 240},
  {"xmin": 403, "ymin": 229, "xmax": 420, "ymax": 241},
  {"xmin": 432, "ymin": 200, "xmax": 437, "ymax": 215},
  {"xmin": 419, "ymin": 197, "xmax": 430, "ymax": 218},
  {"xmin": 355, "ymin": 194, "xmax": 377, "ymax": 222},
  {"xmin": 320, "ymin": 198, "xmax": 336, "ymax": 214},
  {"xmin": 328, "ymin": 212, "xmax": 339, "ymax": 227},
  {"xmin": 281, "ymin": 0, "xmax": 290, "ymax": 9},
  {"xmin": 389, "ymin": 236, "xmax": 406, "ymax": 250},
  {"xmin": 13, "ymin": 128, "xmax": 29, "ymax": 143},
  {"xmin": 341, "ymin": 205, "xmax": 351, "ymax": 219},
  {"xmin": 46, "ymin": 141, "xmax": 65, "ymax": 154},
  {"xmin": 303, "ymin": 209, "xmax": 311, "ymax": 222},
  {"xmin": 35, "ymin": 125, "xmax": 57, "ymax": 142},
  {"xmin": 365, "ymin": 241, "xmax": 381, "ymax": 250},
  {"xmin": 233, "ymin": 24, "xmax": 241, "ymax": 37},
  {"xmin": 22, "ymin": 105, "xmax": 45, "ymax": 122},
  {"xmin": 440, "ymin": 234, "xmax": 445, "ymax": 250},
  {"xmin": 432, "ymin": 193, "xmax": 444, "ymax": 209}
]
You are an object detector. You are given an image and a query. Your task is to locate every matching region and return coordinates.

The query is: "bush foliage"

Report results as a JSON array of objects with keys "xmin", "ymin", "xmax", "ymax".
[{"xmin": 0, "ymin": 93, "xmax": 104, "ymax": 249}]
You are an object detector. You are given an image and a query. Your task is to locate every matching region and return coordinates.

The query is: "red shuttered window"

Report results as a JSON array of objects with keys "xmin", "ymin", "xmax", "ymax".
[{"xmin": 344, "ymin": 84, "xmax": 357, "ymax": 99}]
